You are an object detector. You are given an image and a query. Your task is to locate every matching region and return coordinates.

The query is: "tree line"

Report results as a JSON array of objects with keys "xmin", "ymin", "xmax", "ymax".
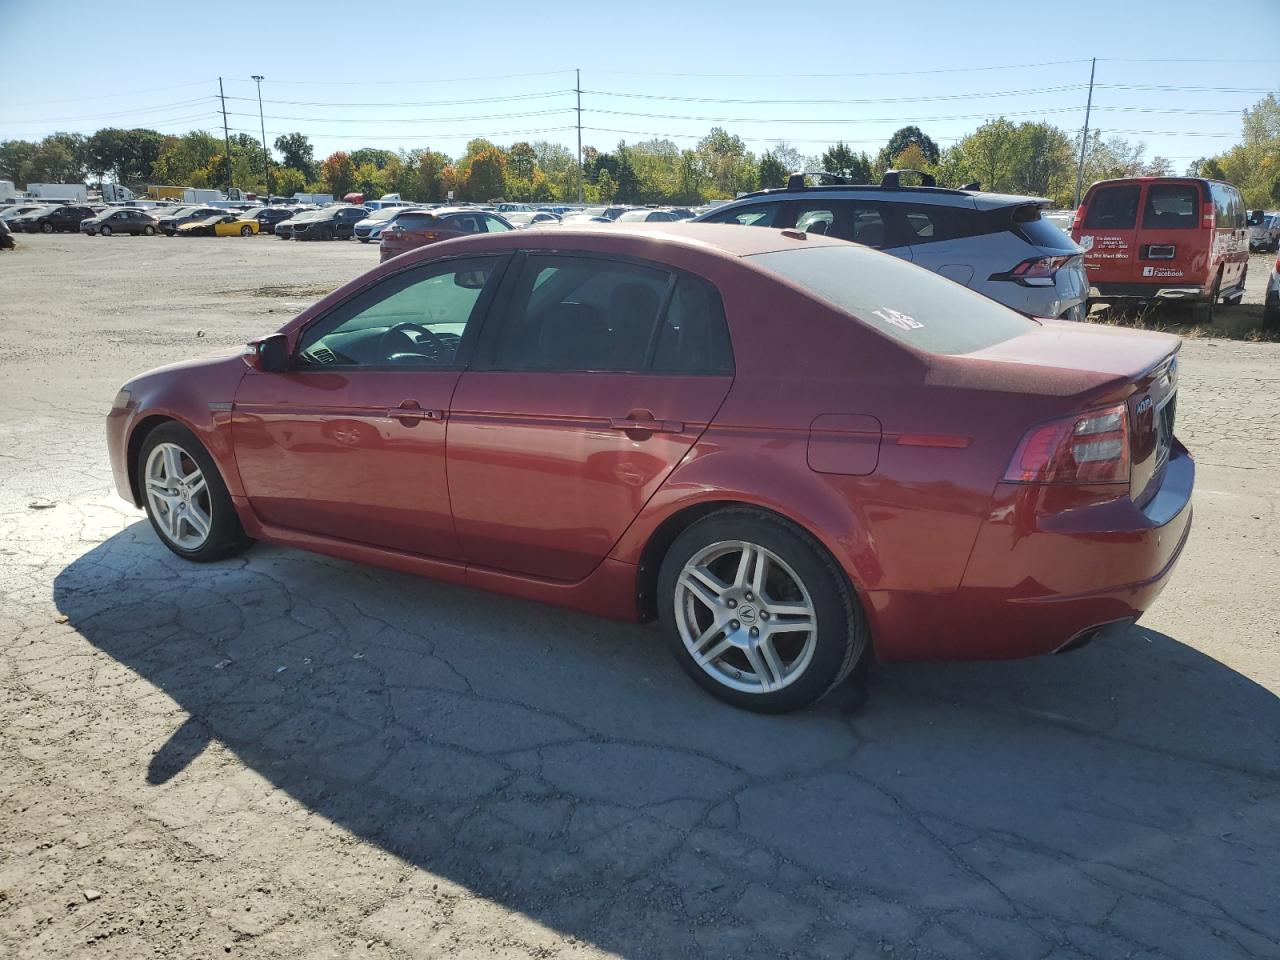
[{"xmin": 2, "ymin": 93, "xmax": 1276, "ymax": 207}]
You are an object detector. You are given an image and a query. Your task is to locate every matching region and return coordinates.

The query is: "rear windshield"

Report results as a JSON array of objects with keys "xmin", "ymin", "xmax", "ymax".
[
  {"xmin": 395, "ymin": 212, "xmax": 436, "ymax": 230},
  {"xmin": 1014, "ymin": 208, "xmax": 1079, "ymax": 251},
  {"xmin": 1142, "ymin": 184, "xmax": 1198, "ymax": 229},
  {"xmin": 750, "ymin": 245, "xmax": 1036, "ymax": 356},
  {"xmin": 1083, "ymin": 185, "xmax": 1140, "ymax": 230}
]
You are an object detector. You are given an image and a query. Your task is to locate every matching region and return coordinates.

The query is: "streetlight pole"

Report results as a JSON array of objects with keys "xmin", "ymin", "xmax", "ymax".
[{"xmin": 251, "ymin": 75, "xmax": 271, "ymax": 198}]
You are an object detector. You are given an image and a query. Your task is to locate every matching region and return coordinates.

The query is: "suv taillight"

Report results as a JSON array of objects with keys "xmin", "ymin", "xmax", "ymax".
[
  {"xmin": 1202, "ymin": 202, "xmax": 1216, "ymax": 227},
  {"xmin": 1003, "ymin": 404, "xmax": 1130, "ymax": 484},
  {"xmin": 1003, "ymin": 255, "xmax": 1073, "ymax": 287}
]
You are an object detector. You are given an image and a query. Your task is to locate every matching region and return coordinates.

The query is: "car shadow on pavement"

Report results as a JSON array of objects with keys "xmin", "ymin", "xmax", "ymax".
[{"xmin": 53, "ymin": 522, "xmax": 1280, "ymax": 959}]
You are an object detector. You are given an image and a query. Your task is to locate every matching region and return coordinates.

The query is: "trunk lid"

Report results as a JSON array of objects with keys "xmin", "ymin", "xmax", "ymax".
[{"xmin": 952, "ymin": 321, "xmax": 1181, "ymax": 503}]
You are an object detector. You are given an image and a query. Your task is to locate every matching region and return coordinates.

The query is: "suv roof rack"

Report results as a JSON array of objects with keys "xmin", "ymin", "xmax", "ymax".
[
  {"xmin": 880, "ymin": 168, "xmax": 936, "ymax": 188},
  {"xmin": 786, "ymin": 170, "xmax": 865, "ymax": 190}
]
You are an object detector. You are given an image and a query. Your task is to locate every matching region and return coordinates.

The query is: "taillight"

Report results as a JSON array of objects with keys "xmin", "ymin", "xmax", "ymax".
[
  {"xmin": 1003, "ymin": 404, "xmax": 1130, "ymax": 484},
  {"xmin": 1002, "ymin": 255, "xmax": 1073, "ymax": 287},
  {"xmin": 1202, "ymin": 202, "xmax": 1215, "ymax": 227}
]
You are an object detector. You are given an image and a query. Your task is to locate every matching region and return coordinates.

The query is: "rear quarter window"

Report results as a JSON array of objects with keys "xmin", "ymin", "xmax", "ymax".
[
  {"xmin": 1083, "ymin": 185, "xmax": 1140, "ymax": 230},
  {"xmin": 750, "ymin": 245, "xmax": 1037, "ymax": 356}
]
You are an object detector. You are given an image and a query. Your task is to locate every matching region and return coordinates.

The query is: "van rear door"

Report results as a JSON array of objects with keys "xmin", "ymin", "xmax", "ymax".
[
  {"xmin": 1076, "ymin": 182, "xmax": 1142, "ymax": 285},
  {"xmin": 1133, "ymin": 181, "xmax": 1205, "ymax": 289}
]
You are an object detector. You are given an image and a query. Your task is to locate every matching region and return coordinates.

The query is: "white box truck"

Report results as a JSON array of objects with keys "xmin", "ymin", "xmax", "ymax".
[
  {"xmin": 182, "ymin": 188, "xmax": 223, "ymax": 204},
  {"xmin": 28, "ymin": 183, "xmax": 88, "ymax": 202},
  {"xmin": 0, "ymin": 180, "xmax": 18, "ymax": 203},
  {"xmin": 101, "ymin": 183, "xmax": 134, "ymax": 203},
  {"xmin": 292, "ymin": 192, "xmax": 334, "ymax": 206}
]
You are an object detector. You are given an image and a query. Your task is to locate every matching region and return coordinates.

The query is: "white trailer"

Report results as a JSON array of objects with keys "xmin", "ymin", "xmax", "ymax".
[
  {"xmin": 28, "ymin": 183, "xmax": 88, "ymax": 202},
  {"xmin": 182, "ymin": 188, "xmax": 223, "ymax": 204},
  {"xmin": 292, "ymin": 192, "xmax": 334, "ymax": 206},
  {"xmin": 0, "ymin": 180, "xmax": 18, "ymax": 203}
]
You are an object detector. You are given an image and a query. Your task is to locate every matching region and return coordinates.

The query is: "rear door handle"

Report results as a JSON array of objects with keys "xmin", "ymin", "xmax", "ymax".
[
  {"xmin": 609, "ymin": 415, "xmax": 684, "ymax": 434},
  {"xmin": 390, "ymin": 401, "xmax": 443, "ymax": 423}
]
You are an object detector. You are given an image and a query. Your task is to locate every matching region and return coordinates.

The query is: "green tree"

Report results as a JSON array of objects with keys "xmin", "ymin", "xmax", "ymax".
[
  {"xmin": 613, "ymin": 145, "xmax": 641, "ymax": 202},
  {"xmin": 0, "ymin": 140, "xmax": 38, "ymax": 185},
  {"xmin": 320, "ymin": 151, "xmax": 357, "ymax": 197},
  {"xmin": 595, "ymin": 168, "xmax": 617, "ymax": 202},
  {"xmin": 877, "ymin": 125, "xmax": 940, "ymax": 170},
  {"xmin": 821, "ymin": 141, "xmax": 872, "ymax": 182},
  {"xmin": 757, "ymin": 150, "xmax": 787, "ymax": 189},
  {"xmin": 273, "ymin": 133, "xmax": 315, "ymax": 179},
  {"xmin": 350, "ymin": 147, "xmax": 397, "ymax": 169},
  {"xmin": 151, "ymin": 131, "xmax": 221, "ymax": 186},
  {"xmin": 694, "ymin": 127, "xmax": 755, "ymax": 198},
  {"xmin": 273, "ymin": 166, "xmax": 307, "ymax": 196},
  {"xmin": 466, "ymin": 147, "xmax": 506, "ymax": 200},
  {"xmin": 416, "ymin": 150, "xmax": 450, "ymax": 202},
  {"xmin": 86, "ymin": 127, "xmax": 167, "ymax": 185}
]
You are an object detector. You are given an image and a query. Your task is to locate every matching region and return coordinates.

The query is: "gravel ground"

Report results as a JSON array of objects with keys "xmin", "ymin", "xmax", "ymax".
[{"xmin": 1, "ymin": 234, "xmax": 1278, "ymax": 960}]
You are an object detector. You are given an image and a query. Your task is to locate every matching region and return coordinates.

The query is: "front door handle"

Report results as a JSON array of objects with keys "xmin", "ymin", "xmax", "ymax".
[
  {"xmin": 609, "ymin": 412, "xmax": 684, "ymax": 434},
  {"xmin": 390, "ymin": 401, "xmax": 443, "ymax": 423}
]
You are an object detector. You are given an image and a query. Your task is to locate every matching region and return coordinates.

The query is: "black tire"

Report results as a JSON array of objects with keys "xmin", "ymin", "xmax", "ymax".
[
  {"xmin": 137, "ymin": 422, "xmax": 254, "ymax": 563},
  {"xmin": 143, "ymin": 225, "xmax": 155, "ymax": 236},
  {"xmin": 40, "ymin": 222, "xmax": 53, "ymax": 234},
  {"xmin": 100, "ymin": 224, "xmax": 112, "ymax": 237},
  {"xmin": 657, "ymin": 508, "xmax": 868, "ymax": 713},
  {"xmin": 1192, "ymin": 271, "xmax": 1221, "ymax": 324},
  {"xmin": 240, "ymin": 225, "xmax": 253, "ymax": 236}
]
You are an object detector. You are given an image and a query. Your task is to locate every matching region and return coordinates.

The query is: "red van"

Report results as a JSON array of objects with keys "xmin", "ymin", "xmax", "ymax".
[{"xmin": 1072, "ymin": 177, "xmax": 1249, "ymax": 322}]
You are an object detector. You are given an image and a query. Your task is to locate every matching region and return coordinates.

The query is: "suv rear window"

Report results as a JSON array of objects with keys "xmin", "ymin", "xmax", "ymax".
[
  {"xmin": 1142, "ymin": 184, "xmax": 1198, "ymax": 229},
  {"xmin": 1083, "ymin": 185, "xmax": 1140, "ymax": 230},
  {"xmin": 750, "ymin": 245, "xmax": 1035, "ymax": 355},
  {"xmin": 1013, "ymin": 207, "xmax": 1079, "ymax": 251}
]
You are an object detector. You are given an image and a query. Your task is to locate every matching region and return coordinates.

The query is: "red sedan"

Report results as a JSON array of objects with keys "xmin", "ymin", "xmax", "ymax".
[{"xmin": 106, "ymin": 223, "xmax": 1193, "ymax": 712}]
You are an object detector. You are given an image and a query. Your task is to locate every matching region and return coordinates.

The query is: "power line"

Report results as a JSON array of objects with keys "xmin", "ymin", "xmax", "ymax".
[
  {"xmin": 590, "ymin": 59, "xmax": 1093, "ymax": 78},
  {"xmin": 2, "ymin": 79, "xmax": 214, "ymax": 107},
  {"xmin": 582, "ymin": 84, "xmax": 1091, "ymax": 105},
  {"xmin": 221, "ymin": 90, "xmax": 573, "ymax": 109},
  {"xmin": 1, "ymin": 97, "xmax": 217, "ymax": 124},
  {"xmin": 223, "ymin": 69, "xmax": 575, "ymax": 87},
  {"xmin": 224, "ymin": 108, "xmax": 575, "ymax": 124}
]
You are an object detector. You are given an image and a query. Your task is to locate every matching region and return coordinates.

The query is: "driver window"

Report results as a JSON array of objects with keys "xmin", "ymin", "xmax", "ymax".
[{"xmin": 295, "ymin": 258, "xmax": 500, "ymax": 369}]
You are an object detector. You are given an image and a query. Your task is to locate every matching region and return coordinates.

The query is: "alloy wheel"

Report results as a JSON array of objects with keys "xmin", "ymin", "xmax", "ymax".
[
  {"xmin": 144, "ymin": 442, "xmax": 213, "ymax": 550},
  {"xmin": 673, "ymin": 540, "xmax": 818, "ymax": 694}
]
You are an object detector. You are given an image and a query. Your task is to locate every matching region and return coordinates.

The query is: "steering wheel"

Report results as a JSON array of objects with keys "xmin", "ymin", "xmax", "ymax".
[{"xmin": 379, "ymin": 321, "xmax": 446, "ymax": 362}]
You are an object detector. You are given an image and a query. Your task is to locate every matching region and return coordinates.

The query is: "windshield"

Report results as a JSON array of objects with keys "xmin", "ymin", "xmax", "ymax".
[
  {"xmin": 749, "ymin": 245, "xmax": 1036, "ymax": 356},
  {"xmin": 616, "ymin": 210, "xmax": 653, "ymax": 222},
  {"xmin": 368, "ymin": 207, "xmax": 405, "ymax": 222}
]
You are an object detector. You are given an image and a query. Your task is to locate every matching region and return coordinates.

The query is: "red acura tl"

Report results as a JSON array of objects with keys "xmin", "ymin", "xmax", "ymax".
[{"xmin": 106, "ymin": 223, "xmax": 1192, "ymax": 712}]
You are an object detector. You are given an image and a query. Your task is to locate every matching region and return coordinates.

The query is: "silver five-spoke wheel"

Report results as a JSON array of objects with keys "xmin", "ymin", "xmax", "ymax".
[
  {"xmin": 144, "ymin": 442, "xmax": 212, "ymax": 550},
  {"xmin": 674, "ymin": 540, "xmax": 818, "ymax": 695}
]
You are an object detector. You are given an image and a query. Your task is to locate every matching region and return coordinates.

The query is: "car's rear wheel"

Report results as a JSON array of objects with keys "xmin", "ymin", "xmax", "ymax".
[
  {"xmin": 143, "ymin": 225, "xmax": 155, "ymax": 236},
  {"xmin": 240, "ymin": 225, "xmax": 253, "ymax": 236},
  {"xmin": 40, "ymin": 222, "xmax": 53, "ymax": 234},
  {"xmin": 139, "ymin": 422, "xmax": 253, "ymax": 562},
  {"xmin": 99, "ymin": 225, "xmax": 112, "ymax": 236},
  {"xmin": 657, "ymin": 509, "xmax": 867, "ymax": 712}
]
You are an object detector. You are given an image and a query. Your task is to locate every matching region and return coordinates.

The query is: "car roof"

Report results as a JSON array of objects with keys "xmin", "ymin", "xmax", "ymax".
[
  {"xmin": 722, "ymin": 184, "xmax": 1049, "ymax": 212},
  {"xmin": 400, "ymin": 221, "xmax": 849, "ymax": 263}
]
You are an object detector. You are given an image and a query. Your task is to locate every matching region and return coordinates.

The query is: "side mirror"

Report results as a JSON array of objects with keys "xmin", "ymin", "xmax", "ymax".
[{"xmin": 243, "ymin": 333, "xmax": 289, "ymax": 373}]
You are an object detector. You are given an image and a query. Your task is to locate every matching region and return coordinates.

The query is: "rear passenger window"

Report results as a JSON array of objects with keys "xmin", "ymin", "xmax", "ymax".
[
  {"xmin": 700, "ymin": 203, "xmax": 782, "ymax": 227},
  {"xmin": 494, "ymin": 256, "xmax": 669, "ymax": 371},
  {"xmin": 1142, "ymin": 184, "xmax": 1198, "ymax": 229},
  {"xmin": 1083, "ymin": 186, "xmax": 1140, "ymax": 229},
  {"xmin": 794, "ymin": 202, "xmax": 890, "ymax": 247},
  {"xmin": 652, "ymin": 277, "xmax": 733, "ymax": 373}
]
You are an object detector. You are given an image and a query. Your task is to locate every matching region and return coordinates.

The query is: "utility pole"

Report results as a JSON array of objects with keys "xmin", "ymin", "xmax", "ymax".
[
  {"xmin": 251, "ymin": 75, "xmax": 271, "ymax": 197},
  {"xmin": 219, "ymin": 76, "xmax": 233, "ymax": 192},
  {"xmin": 576, "ymin": 68, "xmax": 583, "ymax": 204},
  {"xmin": 1073, "ymin": 57, "xmax": 1096, "ymax": 210}
]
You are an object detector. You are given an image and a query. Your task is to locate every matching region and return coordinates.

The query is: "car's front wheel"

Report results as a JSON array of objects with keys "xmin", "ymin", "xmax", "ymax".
[
  {"xmin": 657, "ymin": 509, "xmax": 868, "ymax": 712},
  {"xmin": 143, "ymin": 225, "xmax": 155, "ymax": 236},
  {"xmin": 40, "ymin": 222, "xmax": 53, "ymax": 233},
  {"xmin": 139, "ymin": 422, "xmax": 253, "ymax": 562},
  {"xmin": 99, "ymin": 225, "xmax": 112, "ymax": 236}
]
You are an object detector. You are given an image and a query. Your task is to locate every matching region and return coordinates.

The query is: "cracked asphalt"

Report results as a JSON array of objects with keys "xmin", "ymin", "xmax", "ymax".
[{"xmin": 1, "ymin": 234, "xmax": 1278, "ymax": 960}]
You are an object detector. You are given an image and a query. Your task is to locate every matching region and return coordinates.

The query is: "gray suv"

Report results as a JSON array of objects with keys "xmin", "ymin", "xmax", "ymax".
[{"xmin": 694, "ymin": 171, "xmax": 1087, "ymax": 320}]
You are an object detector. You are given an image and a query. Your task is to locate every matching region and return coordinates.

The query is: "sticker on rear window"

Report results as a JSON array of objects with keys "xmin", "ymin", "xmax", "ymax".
[{"xmin": 872, "ymin": 308, "xmax": 923, "ymax": 331}]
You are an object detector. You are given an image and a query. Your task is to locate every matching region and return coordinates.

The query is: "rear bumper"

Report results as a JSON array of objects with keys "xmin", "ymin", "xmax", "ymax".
[
  {"xmin": 867, "ymin": 443, "xmax": 1194, "ymax": 662},
  {"xmin": 1090, "ymin": 282, "xmax": 1208, "ymax": 302}
]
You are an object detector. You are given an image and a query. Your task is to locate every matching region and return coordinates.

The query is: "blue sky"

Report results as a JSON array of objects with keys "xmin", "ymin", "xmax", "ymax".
[{"xmin": 2, "ymin": 0, "xmax": 1277, "ymax": 166}]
